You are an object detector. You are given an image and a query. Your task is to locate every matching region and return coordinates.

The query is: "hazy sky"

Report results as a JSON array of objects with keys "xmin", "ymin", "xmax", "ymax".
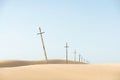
[{"xmin": 0, "ymin": 0, "xmax": 120, "ymax": 63}]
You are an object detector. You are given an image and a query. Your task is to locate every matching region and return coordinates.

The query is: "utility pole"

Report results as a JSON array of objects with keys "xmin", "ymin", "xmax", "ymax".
[
  {"xmin": 64, "ymin": 42, "xmax": 69, "ymax": 64},
  {"xmin": 74, "ymin": 50, "xmax": 76, "ymax": 64},
  {"xmin": 79, "ymin": 54, "xmax": 81, "ymax": 63},
  {"xmin": 86, "ymin": 60, "xmax": 89, "ymax": 64},
  {"xmin": 83, "ymin": 58, "xmax": 86, "ymax": 63},
  {"xmin": 37, "ymin": 27, "xmax": 48, "ymax": 64},
  {"xmin": 81, "ymin": 56, "xmax": 83, "ymax": 63}
]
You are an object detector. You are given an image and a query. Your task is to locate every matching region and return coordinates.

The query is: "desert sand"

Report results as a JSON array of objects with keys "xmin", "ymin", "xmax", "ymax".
[
  {"xmin": 0, "ymin": 60, "xmax": 120, "ymax": 80},
  {"xmin": 0, "ymin": 59, "xmax": 84, "ymax": 67}
]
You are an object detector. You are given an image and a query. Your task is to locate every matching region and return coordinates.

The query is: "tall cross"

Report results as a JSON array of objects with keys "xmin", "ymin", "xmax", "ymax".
[
  {"xmin": 84, "ymin": 58, "xmax": 86, "ymax": 63},
  {"xmin": 86, "ymin": 60, "xmax": 89, "ymax": 64},
  {"xmin": 74, "ymin": 50, "xmax": 76, "ymax": 64},
  {"xmin": 65, "ymin": 42, "xmax": 69, "ymax": 64},
  {"xmin": 80, "ymin": 55, "xmax": 83, "ymax": 63},
  {"xmin": 37, "ymin": 27, "xmax": 48, "ymax": 64},
  {"xmin": 79, "ymin": 54, "xmax": 81, "ymax": 63}
]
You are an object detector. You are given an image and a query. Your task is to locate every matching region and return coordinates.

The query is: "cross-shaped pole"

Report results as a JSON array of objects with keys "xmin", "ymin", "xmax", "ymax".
[
  {"xmin": 81, "ymin": 55, "xmax": 83, "ymax": 63},
  {"xmin": 74, "ymin": 50, "xmax": 76, "ymax": 64},
  {"xmin": 65, "ymin": 42, "xmax": 69, "ymax": 64},
  {"xmin": 86, "ymin": 60, "xmax": 89, "ymax": 64},
  {"xmin": 79, "ymin": 54, "xmax": 81, "ymax": 63},
  {"xmin": 83, "ymin": 58, "xmax": 86, "ymax": 63},
  {"xmin": 37, "ymin": 27, "xmax": 48, "ymax": 64}
]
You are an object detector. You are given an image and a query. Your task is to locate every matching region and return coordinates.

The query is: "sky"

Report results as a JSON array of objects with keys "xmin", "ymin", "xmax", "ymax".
[{"xmin": 0, "ymin": 0, "xmax": 120, "ymax": 63}]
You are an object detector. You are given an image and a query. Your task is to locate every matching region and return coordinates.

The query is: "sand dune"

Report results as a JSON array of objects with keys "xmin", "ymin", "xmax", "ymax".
[
  {"xmin": 0, "ymin": 59, "xmax": 84, "ymax": 67},
  {"xmin": 0, "ymin": 64, "xmax": 120, "ymax": 80}
]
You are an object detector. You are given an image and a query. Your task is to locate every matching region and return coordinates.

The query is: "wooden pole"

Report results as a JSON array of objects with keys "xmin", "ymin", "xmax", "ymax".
[
  {"xmin": 79, "ymin": 54, "xmax": 81, "ymax": 63},
  {"xmin": 81, "ymin": 56, "xmax": 83, "ymax": 63},
  {"xmin": 38, "ymin": 27, "xmax": 48, "ymax": 64},
  {"xmin": 65, "ymin": 42, "xmax": 69, "ymax": 64},
  {"xmin": 74, "ymin": 50, "xmax": 76, "ymax": 64},
  {"xmin": 83, "ymin": 58, "xmax": 86, "ymax": 63}
]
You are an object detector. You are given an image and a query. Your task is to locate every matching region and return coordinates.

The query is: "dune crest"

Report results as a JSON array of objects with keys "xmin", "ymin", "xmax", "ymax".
[{"xmin": 0, "ymin": 59, "xmax": 84, "ymax": 67}]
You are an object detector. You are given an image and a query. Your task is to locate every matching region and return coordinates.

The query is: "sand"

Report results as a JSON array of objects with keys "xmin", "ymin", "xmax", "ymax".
[
  {"xmin": 0, "ymin": 60, "xmax": 120, "ymax": 80},
  {"xmin": 0, "ymin": 59, "xmax": 84, "ymax": 67}
]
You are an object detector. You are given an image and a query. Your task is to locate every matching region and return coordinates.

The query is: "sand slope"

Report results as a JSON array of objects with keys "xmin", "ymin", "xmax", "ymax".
[
  {"xmin": 0, "ymin": 59, "xmax": 84, "ymax": 67},
  {"xmin": 0, "ymin": 64, "xmax": 120, "ymax": 80}
]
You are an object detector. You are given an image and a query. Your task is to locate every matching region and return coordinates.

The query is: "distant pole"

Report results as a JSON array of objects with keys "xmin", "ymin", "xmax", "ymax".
[
  {"xmin": 86, "ymin": 60, "xmax": 88, "ymax": 64},
  {"xmin": 74, "ymin": 50, "xmax": 76, "ymax": 64},
  {"xmin": 81, "ymin": 56, "xmax": 83, "ymax": 63},
  {"xmin": 83, "ymin": 58, "xmax": 86, "ymax": 63},
  {"xmin": 65, "ymin": 42, "xmax": 69, "ymax": 64},
  {"xmin": 38, "ymin": 27, "xmax": 48, "ymax": 64},
  {"xmin": 79, "ymin": 54, "xmax": 81, "ymax": 62},
  {"xmin": 86, "ymin": 60, "xmax": 89, "ymax": 64}
]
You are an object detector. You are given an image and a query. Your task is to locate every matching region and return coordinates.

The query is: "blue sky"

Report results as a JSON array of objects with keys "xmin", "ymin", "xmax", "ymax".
[{"xmin": 0, "ymin": 0, "xmax": 120, "ymax": 63}]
